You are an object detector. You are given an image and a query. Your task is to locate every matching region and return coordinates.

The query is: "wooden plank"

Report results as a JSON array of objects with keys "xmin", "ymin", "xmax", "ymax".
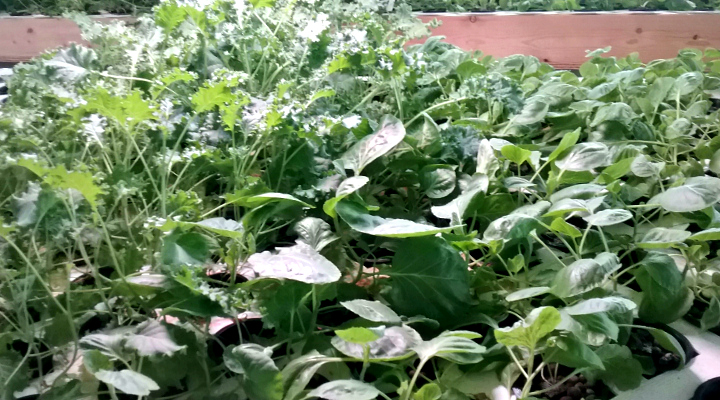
[
  {"xmin": 0, "ymin": 16, "xmax": 132, "ymax": 63},
  {"xmin": 413, "ymin": 12, "xmax": 720, "ymax": 69},
  {"xmin": 1, "ymin": 12, "xmax": 719, "ymax": 68}
]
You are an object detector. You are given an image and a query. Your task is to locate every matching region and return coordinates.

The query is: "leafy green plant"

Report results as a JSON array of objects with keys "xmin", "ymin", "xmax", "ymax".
[{"xmin": 1, "ymin": 1, "xmax": 720, "ymax": 399}]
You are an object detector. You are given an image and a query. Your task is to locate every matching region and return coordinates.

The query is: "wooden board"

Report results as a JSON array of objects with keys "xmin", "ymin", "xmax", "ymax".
[
  {"xmin": 0, "ymin": 16, "xmax": 131, "ymax": 64},
  {"xmin": 1, "ymin": 12, "xmax": 720, "ymax": 68},
  {"xmin": 413, "ymin": 12, "xmax": 720, "ymax": 69}
]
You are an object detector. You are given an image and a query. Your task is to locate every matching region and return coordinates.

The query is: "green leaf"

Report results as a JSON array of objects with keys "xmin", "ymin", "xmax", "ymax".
[
  {"xmin": 242, "ymin": 193, "xmax": 314, "ymax": 209},
  {"xmin": 689, "ymin": 228, "xmax": 720, "ymax": 241},
  {"xmin": 83, "ymin": 350, "xmax": 112, "ymax": 373},
  {"xmin": 431, "ymin": 174, "xmax": 489, "ymax": 225},
  {"xmin": 591, "ymin": 345, "xmax": 643, "ymax": 391},
  {"xmin": 634, "ymin": 252, "xmax": 694, "ymax": 324},
  {"xmin": 293, "ymin": 217, "xmax": 338, "ymax": 251},
  {"xmin": 335, "ymin": 327, "xmax": 382, "ymax": 344},
  {"xmin": 414, "ymin": 383, "xmax": 442, "ymax": 400},
  {"xmin": 649, "ymin": 176, "xmax": 720, "ymax": 212},
  {"xmin": 672, "ymin": 71, "xmax": 703, "ymax": 96},
  {"xmin": 483, "ymin": 214, "xmax": 539, "ymax": 242},
  {"xmin": 501, "ymin": 144, "xmax": 532, "ymax": 165},
  {"xmin": 631, "ymin": 155, "xmax": 665, "ymax": 177},
  {"xmin": 246, "ymin": 243, "xmax": 341, "ymax": 284},
  {"xmin": 552, "ymin": 253, "xmax": 621, "ymax": 298},
  {"xmin": 125, "ymin": 320, "xmax": 185, "ymax": 356},
  {"xmin": 582, "ymin": 209, "xmax": 633, "ymax": 227},
  {"xmin": 639, "ymin": 325, "xmax": 686, "ymax": 367},
  {"xmin": 513, "ymin": 99, "xmax": 548, "ymax": 125},
  {"xmin": 249, "ymin": 0, "xmax": 275, "ymax": 8},
  {"xmin": 385, "ymin": 237, "xmax": 471, "ymax": 327},
  {"xmin": 506, "ymin": 286, "xmax": 551, "ymax": 302},
  {"xmin": 331, "ymin": 325, "xmax": 421, "ymax": 361},
  {"xmin": 590, "ymin": 103, "xmax": 635, "ymax": 127},
  {"xmin": 226, "ymin": 344, "xmax": 283, "ymax": 400},
  {"xmin": 550, "ymin": 218, "xmax": 582, "ymax": 238},
  {"xmin": 555, "ymin": 142, "xmax": 610, "ymax": 172},
  {"xmin": 281, "ymin": 352, "xmax": 336, "ymax": 400},
  {"xmin": 94, "ymin": 370, "xmax": 160, "ymax": 396},
  {"xmin": 323, "ymin": 176, "xmax": 370, "ymax": 218},
  {"xmin": 337, "ymin": 200, "xmax": 457, "ymax": 237},
  {"xmin": 546, "ymin": 335, "xmax": 604, "ymax": 370},
  {"xmin": 194, "ymin": 217, "xmax": 244, "ymax": 238},
  {"xmin": 638, "ymin": 227, "xmax": 691, "ymax": 249},
  {"xmin": 16, "ymin": 160, "xmax": 103, "ymax": 209},
  {"xmin": 161, "ymin": 231, "xmax": 209, "ymax": 266},
  {"xmin": 563, "ymin": 297, "xmax": 636, "ymax": 315},
  {"xmin": 548, "ymin": 128, "xmax": 580, "ymax": 162},
  {"xmin": 710, "ymin": 149, "xmax": 720, "ymax": 175},
  {"xmin": 412, "ymin": 331, "xmax": 486, "ymax": 364},
  {"xmin": 340, "ymin": 115, "xmax": 406, "ymax": 174},
  {"xmin": 420, "ymin": 165, "xmax": 456, "ymax": 199},
  {"xmin": 307, "ymin": 380, "xmax": 380, "ymax": 400},
  {"xmin": 495, "ymin": 307, "xmax": 561, "ymax": 348},
  {"xmin": 340, "ymin": 300, "xmax": 401, "ymax": 324},
  {"xmin": 701, "ymin": 296, "xmax": 720, "ymax": 330}
]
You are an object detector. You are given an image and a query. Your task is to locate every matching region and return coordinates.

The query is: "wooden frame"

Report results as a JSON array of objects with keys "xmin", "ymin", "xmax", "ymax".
[{"xmin": 1, "ymin": 12, "xmax": 719, "ymax": 68}]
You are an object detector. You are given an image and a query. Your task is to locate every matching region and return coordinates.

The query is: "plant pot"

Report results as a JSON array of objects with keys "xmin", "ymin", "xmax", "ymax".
[{"xmin": 692, "ymin": 377, "xmax": 720, "ymax": 400}]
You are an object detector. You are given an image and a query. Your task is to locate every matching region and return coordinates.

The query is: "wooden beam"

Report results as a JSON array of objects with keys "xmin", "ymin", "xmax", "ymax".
[
  {"xmin": 0, "ymin": 16, "xmax": 132, "ymax": 64},
  {"xmin": 413, "ymin": 12, "xmax": 720, "ymax": 69},
  {"xmin": 1, "ymin": 12, "xmax": 719, "ymax": 68}
]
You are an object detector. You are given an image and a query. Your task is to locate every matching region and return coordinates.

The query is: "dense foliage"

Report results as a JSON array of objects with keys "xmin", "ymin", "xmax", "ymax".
[
  {"xmin": 2, "ymin": 0, "xmax": 720, "ymax": 399},
  {"xmin": 2, "ymin": 0, "xmax": 718, "ymax": 16}
]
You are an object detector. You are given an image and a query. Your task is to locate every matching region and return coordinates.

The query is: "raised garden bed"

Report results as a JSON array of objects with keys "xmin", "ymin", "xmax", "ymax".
[{"xmin": 2, "ymin": 11, "xmax": 720, "ymax": 68}]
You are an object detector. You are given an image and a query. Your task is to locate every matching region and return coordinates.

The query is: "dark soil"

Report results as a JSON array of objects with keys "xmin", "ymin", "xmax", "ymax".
[
  {"xmin": 685, "ymin": 299, "xmax": 720, "ymax": 335},
  {"xmin": 537, "ymin": 373, "xmax": 613, "ymax": 400}
]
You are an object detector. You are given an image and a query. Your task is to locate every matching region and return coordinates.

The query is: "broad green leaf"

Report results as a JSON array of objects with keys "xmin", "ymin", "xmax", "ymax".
[
  {"xmin": 637, "ymin": 325, "xmax": 687, "ymax": 367},
  {"xmin": 590, "ymin": 345, "xmax": 643, "ymax": 391},
  {"xmin": 293, "ymin": 217, "xmax": 338, "ymax": 251},
  {"xmin": 337, "ymin": 200, "xmax": 457, "ymax": 237},
  {"xmin": 476, "ymin": 139, "xmax": 499, "ymax": 175},
  {"xmin": 638, "ymin": 227, "xmax": 691, "ymax": 249},
  {"xmin": 125, "ymin": 320, "xmax": 185, "ymax": 356},
  {"xmin": 83, "ymin": 350, "xmax": 112, "ymax": 373},
  {"xmin": 701, "ymin": 296, "xmax": 720, "ymax": 330},
  {"xmin": 710, "ymin": 149, "xmax": 720, "ymax": 175},
  {"xmin": 340, "ymin": 115, "xmax": 406, "ymax": 174},
  {"xmin": 226, "ymin": 344, "xmax": 282, "ymax": 400},
  {"xmin": 331, "ymin": 325, "xmax": 421, "ymax": 361},
  {"xmin": 598, "ymin": 157, "xmax": 633, "ymax": 183},
  {"xmin": 501, "ymin": 144, "xmax": 532, "ymax": 165},
  {"xmin": 431, "ymin": 174, "xmax": 489, "ymax": 225},
  {"xmin": 582, "ymin": 209, "xmax": 633, "ymax": 227},
  {"xmin": 590, "ymin": 103, "xmax": 635, "ymax": 127},
  {"xmin": 420, "ymin": 165, "xmax": 456, "ymax": 199},
  {"xmin": 414, "ymin": 383, "xmax": 442, "ymax": 400},
  {"xmin": 161, "ymin": 231, "xmax": 209, "ymax": 266},
  {"xmin": 689, "ymin": 228, "xmax": 720, "ymax": 241},
  {"xmin": 483, "ymin": 214, "xmax": 539, "ymax": 242},
  {"xmin": 385, "ymin": 237, "xmax": 471, "ymax": 326},
  {"xmin": 340, "ymin": 300, "xmax": 401, "ymax": 324},
  {"xmin": 249, "ymin": 0, "xmax": 275, "ymax": 8},
  {"xmin": 549, "ymin": 184, "xmax": 606, "ymax": 203},
  {"xmin": 631, "ymin": 155, "xmax": 664, "ymax": 177},
  {"xmin": 634, "ymin": 252, "xmax": 694, "ymax": 324},
  {"xmin": 564, "ymin": 297, "xmax": 636, "ymax": 315},
  {"xmin": 335, "ymin": 327, "xmax": 382, "ymax": 344},
  {"xmin": 246, "ymin": 243, "xmax": 341, "ymax": 284},
  {"xmin": 548, "ymin": 128, "xmax": 580, "ymax": 162},
  {"xmin": 672, "ymin": 71, "xmax": 703, "ymax": 96},
  {"xmin": 495, "ymin": 307, "xmax": 561, "ymax": 348},
  {"xmin": 323, "ymin": 176, "xmax": 370, "ymax": 218},
  {"xmin": 546, "ymin": 335, "xmax": 604, "ymax": 370},
  {"xmin": 307, "ymin": 380, "xmax": 380, "ymax": 400},
  {"xmin": 412, "ymin": 331, "xmax": 486, "ymax": 364},
  {"xmin": 195, "ymin": 217, "xmax": 244, "ymax": 238},
  {"xmin": 17, "ymin": 159, "xmax": 103, "ymax": 209},
  {"xmin": 550, "ymin": 218, "xmax": 582, "ymax": 238},
  {"xmin": 94, "ymin": 370, "xmax": 160, "ymax": 396},
  {"xmin": 555, "ymin": 142, "xmax": 610, "ymax": 172},
  {"xmin": 513, "ymin": 99, "xmax": 548, "ymax": 125},
  {"xmin": 552, "ymin": 253, "xmax": 621, "ymax": 298},
  {"xmin": 649, "ymin": 176, "xmax": 720, "ymax": 212},
  {"xmin": 506, "ymin": 286, "xmax": 551, "ymax": 302}
]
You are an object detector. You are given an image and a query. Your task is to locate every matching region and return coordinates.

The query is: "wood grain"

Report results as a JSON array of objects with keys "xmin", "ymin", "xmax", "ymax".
[
  {"xmin": 1, "ymin": 12, "xmax": 719, "ymax": 68},
  {"xmin": 0, "ymin": 16, "xmax": 132, "ymax": 63},
  {"xmin": 412, "ymin": 12, "xmax": 720, "ymax": 69}
]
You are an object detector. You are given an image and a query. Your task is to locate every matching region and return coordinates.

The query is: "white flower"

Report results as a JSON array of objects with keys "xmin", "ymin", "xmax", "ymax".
[
  {"xmin": 298, "ymin": 12, "xmax": 330, "ymax": 43},
  {"xmin": 342, "ymin": 115, "xmax": 362, "ymax": 129}
]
